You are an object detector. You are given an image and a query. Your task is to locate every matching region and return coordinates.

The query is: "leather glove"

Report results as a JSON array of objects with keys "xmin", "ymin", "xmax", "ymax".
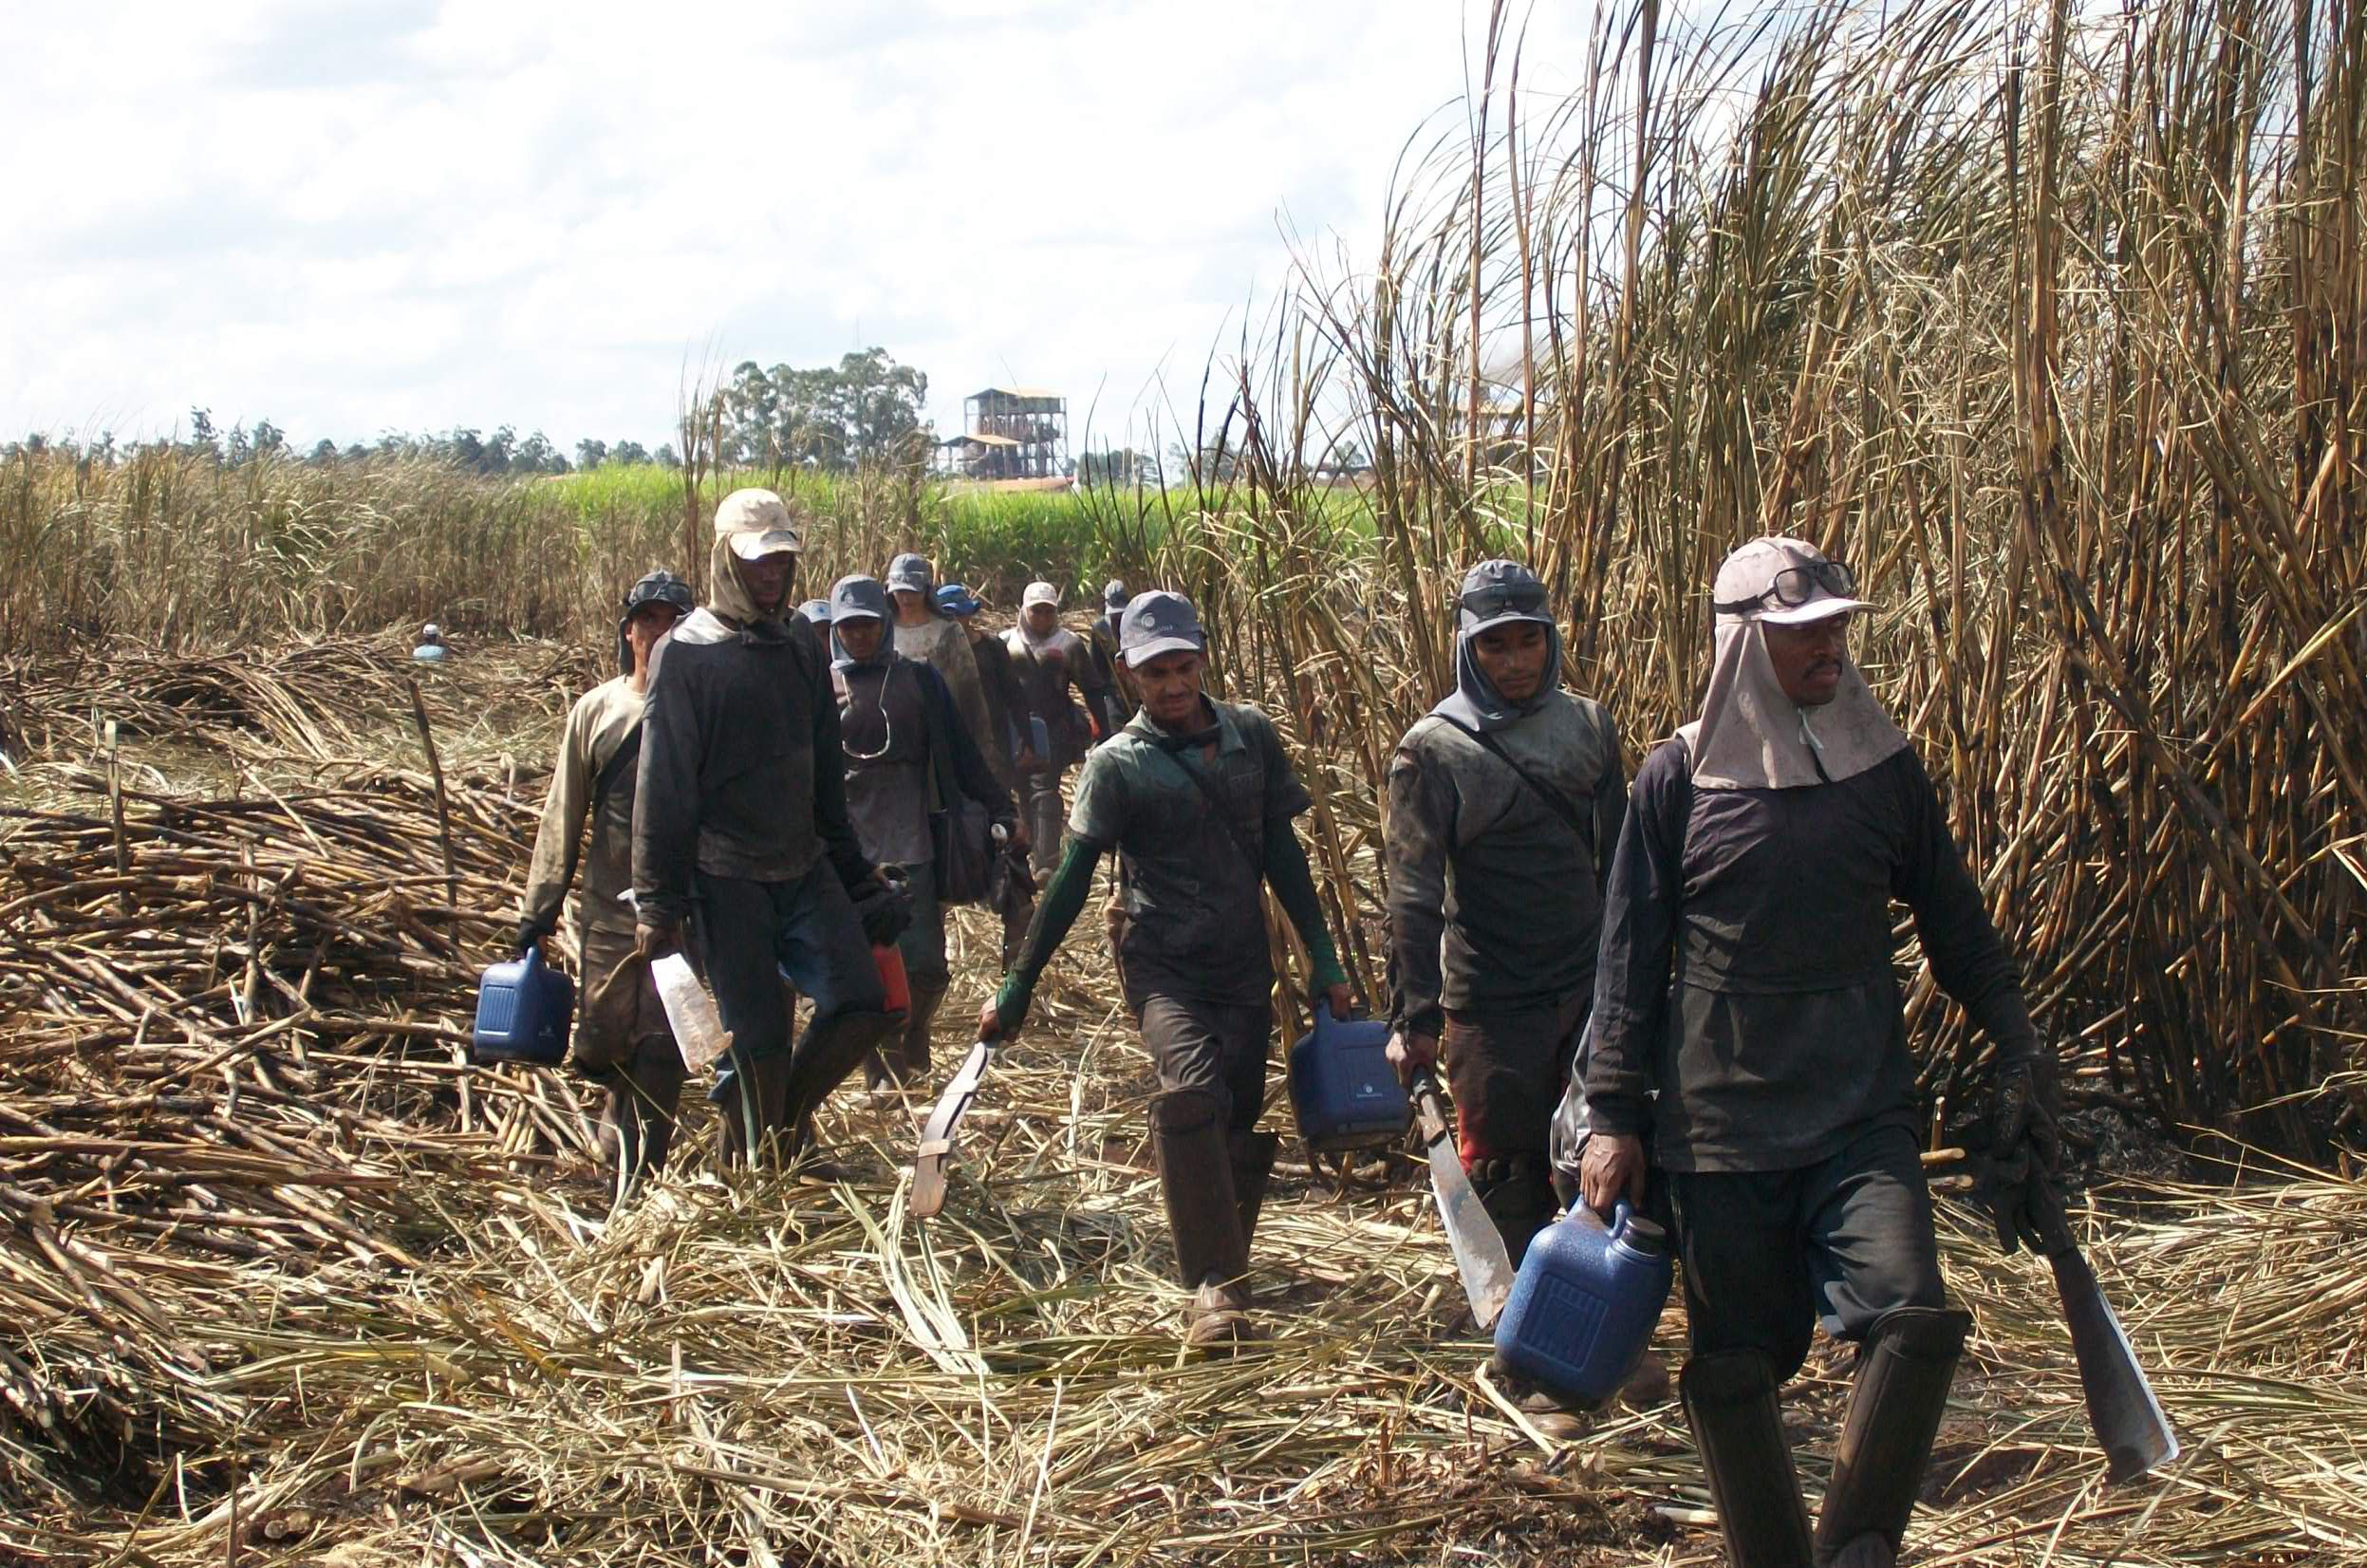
[
  {"xmin": 851, "ymin": 873, "xmax": 914, "ymax": 948},
  {"xmin": 1984, "ymin": 1054, "xmax": 2063, "ymax": 1256},
  {"xmin": 514, "ymin": 917, "xmax": 551, "ymax": 958}
]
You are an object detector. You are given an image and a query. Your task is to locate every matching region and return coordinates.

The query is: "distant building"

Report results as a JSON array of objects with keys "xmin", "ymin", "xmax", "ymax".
[{"xmin": 937, "ymin": 386, "xmax": 1069, "ymax": 483}]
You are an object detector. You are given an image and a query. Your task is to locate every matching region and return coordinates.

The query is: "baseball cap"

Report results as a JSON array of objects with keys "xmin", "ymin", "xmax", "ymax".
[
  {"xmin": 829, "ymin": 574, "xmax": 888, "ymax": 624},
  {"xmin": 933, "ymin": 583, "xmax": 984, "ymax": 619},
  {"xmin": 885, "ymin": 553, "xmax": 934, "ymax": 594},
  {"xmin": 1455, "ymin": 559, "xmax": 1554, "ymax": 636},
  {"xmin": 1118, "ymin": 589, "xmax": 1205, "ymax": 667},
  {"xmin": 715, "ymin": 489, "xmax": 803, "ymax": 560},
  {"xmin": 1103, "ymin": 578, "xmax": 1128, "ymax": 610},
  {"xmin": 1711, "ymin": 536, "xmax": 1872, "ymax": 625},
  {"xmin": 1021, "ymin": 581, "xmax": 1061, "ymax": 610},
  {"xmin": 797, "ymin": 599, "xmax": 831, "ymax": 625}
]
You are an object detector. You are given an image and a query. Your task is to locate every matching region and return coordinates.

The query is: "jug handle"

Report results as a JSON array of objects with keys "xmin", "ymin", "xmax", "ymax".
[{"xmin": 1610, "ymin": 1199, "xmax": 1633, "ymax": 1240}]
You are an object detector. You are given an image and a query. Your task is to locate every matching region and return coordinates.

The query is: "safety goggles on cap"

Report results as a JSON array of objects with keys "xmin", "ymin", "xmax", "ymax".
[
  {"xmin": 1459, "ymin": 576, "xmax": 1549, "ymax": 621},
  {"xmin": 1713, "ymin": 559, "xmax": 1856, "ymax": 617}
]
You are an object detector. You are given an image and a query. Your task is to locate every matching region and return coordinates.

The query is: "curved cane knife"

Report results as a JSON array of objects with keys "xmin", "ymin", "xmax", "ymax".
[{"xmin": 910, "ymin": 1034, "xmax": 997, "ymax": 1219}]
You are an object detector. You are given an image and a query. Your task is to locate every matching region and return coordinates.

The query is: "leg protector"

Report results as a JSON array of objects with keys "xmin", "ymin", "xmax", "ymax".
[
  {"xmin": 1150, "ymin": 1089, "xmax": 1252, "ymax": 1345},
  {"xmin": 1812, "ymin": 1307, "xmax": 1970, "ymax": 1568},
  {"xmin": 1472, "ymin": 1154, "xmax": 1558, "ymax": 1266},
  {"xmin": 1681, "ymin": 1351, "xmax": 1815, "ymax": 1568},
  {"xmin": 1228, "ymin": 1129, "xmax": 1279, "ymax": 1247},
  {"xmin": 778, "ymin": 1007, "xmax": 897, "ymax": 1150}
]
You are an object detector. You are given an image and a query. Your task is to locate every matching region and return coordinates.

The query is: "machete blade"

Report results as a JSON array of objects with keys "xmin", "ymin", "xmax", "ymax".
[
  {"xmin": 2034, "ymin": 1184, "xmax": 2179, "ymax": 1483},
  {"xmin": 1411, "ymin": 1074, "xmax": 1516, "ymax": 1329},
  {"xmin": 910, "ymin": 1039, "xmax": 994, "ymax": 1220}
]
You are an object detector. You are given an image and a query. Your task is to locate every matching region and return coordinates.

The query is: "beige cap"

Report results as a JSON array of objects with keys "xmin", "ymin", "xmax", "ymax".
[
  {"xmin": 715, "ymin": 488, "xmax": 804, "ymax": 559},
  {"xmin": 1711, "ymin": 536, "xmax": 1871, "ymax": 625},
  {"xmin": 1021, "ymin": 580, "xmax": 1060, "ymax": 609}
]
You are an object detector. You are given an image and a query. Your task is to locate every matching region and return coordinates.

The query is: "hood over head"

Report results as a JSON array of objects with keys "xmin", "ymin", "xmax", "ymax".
[
  {"xmin": 829, "ymin": 574, "xmax": 893, "ymax": 669},
  {"xmin": 707, "ymin": 489, "xmax": 805, "ymax": 627},
  {"xmin": 1430, "ymin": 558, "xmax": 1562, "ymax": 735},
  {"xmin": 1678, "ymin": 535, "xmax": 1907, "ymax": 790}
]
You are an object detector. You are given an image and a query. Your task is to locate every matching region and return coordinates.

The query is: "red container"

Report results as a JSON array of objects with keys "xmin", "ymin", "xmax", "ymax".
[{"xmin": 873, "ymin": 944, "xmax": 910, "ymax": 1016}]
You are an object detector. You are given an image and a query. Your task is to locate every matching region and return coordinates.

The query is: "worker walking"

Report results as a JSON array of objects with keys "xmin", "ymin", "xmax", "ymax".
[
  {"xmin": 633, "ymin": 491, "xmax": 907, "ymax": 1167},
  {"xmin": 980, "ymin": 591, "xmax": 1352, "ymax": 1348},
  {"xmin": 517, "ymin": 570, "xmax": 693, "ymax": 1201},
  {"xmin": 1004, "ymin": 580, "xmax": 1115, "ymax": 875}
]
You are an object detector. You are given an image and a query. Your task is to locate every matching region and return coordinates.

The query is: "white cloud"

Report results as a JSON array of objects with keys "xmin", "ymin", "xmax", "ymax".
[{"xmin": 3, "ymin": 0, "xmax": 1596, "ymax": 453}]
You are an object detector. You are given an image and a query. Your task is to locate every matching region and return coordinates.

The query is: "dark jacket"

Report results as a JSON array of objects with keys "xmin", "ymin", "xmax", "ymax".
[
  {"xmin": 1386, "ymin": 693, "xmax": 1624, "ymax": 1036},
  {"xmin": 632, "ymin": 607, "xmax": 871, "ymax": 924},
  {"xmin": 836, "ymin": 652, "xmax": 1017, "ymax": 866},
  {"xmin": 1585, "ymin": 737, "xmax": 2038, "ymax": 1172}
]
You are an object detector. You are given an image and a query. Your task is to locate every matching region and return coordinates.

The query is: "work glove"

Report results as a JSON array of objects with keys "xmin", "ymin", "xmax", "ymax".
[
  {"xmin": 851, "ymin": 871, "xmax": 914, "ymax": 949},
  {"xmin": 514, "ymin": 917, "xmax": 551, "ymax": 958},
  {"xmin": 1981, "ymin": 1054, "xmax": 2064, "ymax": 1256}
]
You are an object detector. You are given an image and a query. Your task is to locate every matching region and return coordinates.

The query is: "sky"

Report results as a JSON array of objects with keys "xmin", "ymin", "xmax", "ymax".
[{"xmin": 3, "ymin": 0, "xmax": 1600, "ymax": 458}]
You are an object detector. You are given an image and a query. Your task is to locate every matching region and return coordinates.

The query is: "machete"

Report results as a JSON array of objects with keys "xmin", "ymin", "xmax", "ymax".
[
  {"xmin": 910, "ymin": 1033, "xmax": 996, "ymax": 1219},
  {"xmin": 2031, "ymin": 1179, "xmax": 2180, "ymax": 1482},
  {"xmin": 1409, "ymin": 1069, "xmax": 1516, "ymax": 1329},
  {"xmin": 1938, "ymin": 1151, "xmax": 2179, "ymax": 1481}
]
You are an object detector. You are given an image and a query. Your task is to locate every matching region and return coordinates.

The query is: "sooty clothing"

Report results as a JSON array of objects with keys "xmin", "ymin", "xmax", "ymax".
[
  {"xmin": 633, "ymin": 608, "xmax": 874, "ymax": 923},
  {"xmin": 1584, "ymin": 737, "xmax": 2039, "ymax": 1174},
  {"xmin": 1385, "ymin": 692, "xmax": 1626, "ymax": 1039},
  {"xmin": 520, "ymin": 676, "xmax": 646, "ymax": 944}
]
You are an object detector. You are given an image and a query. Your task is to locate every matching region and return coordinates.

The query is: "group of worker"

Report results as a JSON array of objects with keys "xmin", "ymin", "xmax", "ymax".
[{"xmin": 516, "ymin": 489, "xmax": 2061, "ymax": 1568}]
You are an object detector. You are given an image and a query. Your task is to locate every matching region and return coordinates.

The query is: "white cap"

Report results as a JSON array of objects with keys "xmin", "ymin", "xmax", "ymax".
[
  {"xmin": 715, "ymin": 489, "xmax": 804, "ymax": 559},
  {"xmin": 1022, "ymin": 580, "xmax": 1060, "ymax": 609}
]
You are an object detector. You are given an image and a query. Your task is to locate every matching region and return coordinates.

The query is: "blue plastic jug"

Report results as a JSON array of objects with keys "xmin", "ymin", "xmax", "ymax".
[
  {"xmin": 1286, "ymin": 1002, "xmax": 1412, "ymax": 1152},
  {"xmin": 1492, "ymin": 1201, "xmax": 1672, "ymax": 1409},
  {"xmin": 471, "ymin": 946, "xmax": 574, "ymax": 1066}
]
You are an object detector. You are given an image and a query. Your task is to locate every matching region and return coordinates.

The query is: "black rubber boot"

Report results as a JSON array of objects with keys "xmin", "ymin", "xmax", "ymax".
[
  {"xmin": 776, "ymin": 1006, "xmax": 898, "ymax": 1158},
  {"xmin": 1813, "ymin": 1307, "xmax": 1971, "ymax": 1568},
  {"xmin": 1229, "ymin": 1129, "xmax": 1279, "ymax": 1247},
  {"xmin": 1681, "ymin": 1351, "xmax": 1815, "ymax": 1568},
  {"xmin": 1151, "ymin": 1089, "xmax": 1254, "ymax": 1348},
  {"xmin": 1472, "ymin": 1155, "xmax": 1558, "ymax": 1266},
  {"xmin": 866, "ymin": 980, "xmax": 945, "ymax": 1092}
]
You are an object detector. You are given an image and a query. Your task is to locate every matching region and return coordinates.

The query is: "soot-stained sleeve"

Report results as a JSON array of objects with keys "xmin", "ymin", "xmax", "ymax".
[
  {"xmin": 631, "ymin": 643, "xmax": 701, "ymax": 926},
  {"xmin": 805, "ymin": 643, "xmax": 873, "ymax": 894},
  {"xmin": 1582, "ymin": 737, "xmax": 1689, "ymax": 1137},
  {"xmin": 1384, "ymin": 738, "xmax": 1454, "ymax": 1039},
  {"xmin": 1889, "ymin": 749, "xmax": 2041, "ymax": 1062},
  {"xmin": 1066, "ymin": 745, "xmax": 1128, "ymax": 847},
  {"xmin": 519, "ymin": 695, "xmax": 596, "ymax": 943},
  {"xmin": 1590, "ymin": 707, "xmax": 1628, "ymax": 894}
]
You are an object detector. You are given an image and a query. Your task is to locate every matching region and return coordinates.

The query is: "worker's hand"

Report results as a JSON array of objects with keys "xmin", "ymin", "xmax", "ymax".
[
  {"xmin": 633, "ymin": 920, "xmax": 678, "ymax": 961},
  {"xmin": 1008, "ymin": 818, "xmax": 1032, "ymax": 856},
  {"xmin": 514, "ymin": 919, "xmax": 550, "ymax": 960},
  {"xmin": 1016, "ymin": 746, "xmax": 1041, "ymax": 771},
  {"xmin": 1385, "ymin": 1030, "xmax": 1440, "ymax": 1087},
  {"xmin": 1578, "ymin": 1132, "xmax": 1647, "ymax": 1221},
  {"xmin": 1984, "ymin": 1055, "xmax": 2064, "ymax": 1255},
  {"xmin": 977, "ymin": 988, "xmax": 1028, "ymax": 1042},
  {"xmin": 1322, "ymin": 981, "xmax": 1355, "ymax": 1025}
]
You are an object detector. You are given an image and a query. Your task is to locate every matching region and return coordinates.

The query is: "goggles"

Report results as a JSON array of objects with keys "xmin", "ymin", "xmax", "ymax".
[
  {"xmin": 1713, "ymin": 559, "xmax": 1855, "ymax": 616},
  {"xmin": 1459, "ymin": 577, "xmax": 1549, "ymax": 620}
]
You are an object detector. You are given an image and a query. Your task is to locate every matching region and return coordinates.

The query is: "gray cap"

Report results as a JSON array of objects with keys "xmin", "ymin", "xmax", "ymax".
[
  {"xmin": 1455, "ymin": 559, "xmax": 1554, "ymax": 637},
  {"xmin": 1118, "ymin": 589, "xmax": 1205, "ymax": 667},
  {"xmin": 829, "ymin": 574, "xmax": 889, "ymax": 624},
  {"xmin": 885, "ymin": 553, "xmax": 933, "ymax": 595},
  {"xmin": 1103, "ymin": 578, "xmax": 1129, "ymax": 610},
  {"xmin": 797, "ymin": 598, "xmax": 832, "ymax": 625}
]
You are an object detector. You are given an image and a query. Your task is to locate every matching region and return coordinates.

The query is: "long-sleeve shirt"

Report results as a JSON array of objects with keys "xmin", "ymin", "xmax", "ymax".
[
  {"xmin": 632, "ymin": 608, "xmax": 869, "ymax": 924},
  {"xmin": 1584, "ymin": 737, "xmax": 2039, "ymax": 1172},
  {"xmin": 518, "ymin": 676, "xmax": 644, "ymax": 941},
  {"xmin": 893, "ymin": 614, "xmax": 996, "ymax": 770},
  {"xmin": 1385, "ymin": 692, "xmax": 1625, "ymax": 1037},
  {"xmin": 1005, "ymin": 625, "xmax": 1114, "ymax": 771},
  {"xmin": 835, "ymin": 652, "xmax": 1016, "ymax": 866}
]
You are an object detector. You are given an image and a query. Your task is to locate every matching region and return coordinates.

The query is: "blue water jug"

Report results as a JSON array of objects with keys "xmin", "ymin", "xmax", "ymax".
[
  {"xmin": 471, "ymin": 946, "xmax": 574, "ymax": 1066},
  {"xmin": 1287, "ymin": 1002, "xmax": 1412, "ymax": 1152},
  {"xmin": 1492, "ymin": 1201, "xmax": 1672, "ymax": 1409}
]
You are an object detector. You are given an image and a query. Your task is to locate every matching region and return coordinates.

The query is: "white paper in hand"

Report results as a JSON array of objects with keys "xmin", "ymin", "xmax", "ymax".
[{"xmin": 651, "ymin": 953, "xmax": 733, "ymax": 1072}]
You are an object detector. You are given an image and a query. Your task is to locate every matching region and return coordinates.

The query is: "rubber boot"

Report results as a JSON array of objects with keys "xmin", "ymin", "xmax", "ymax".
[
  {"xmin": 1472, "ymin": 1155, "xmax": 1558, "ymax": 1266},
  {"xmin": 1151, "ymin": 1089, "xmax": 1255, "ymax": 1348},
  {"xmin": 775, "ymin": 1006, "xmax": 898, "ymax": 1170},
  {"xmin": 1812, "ymin": 1307, "xmax": 1970, "ymax": 1568},
  {"xmin": 1680, "ymin": 1351, "xmax": 1815, "ymax": 1568},
  {"xmin": 866, "ymin": 980, "xmax": 945, "ymax": 1092},
  {"xmin": 1228, "ymin": 1129, "xmax": 1279, "ymax": 1247},
  {"xmin": 717, "ymin": 1048, "xmax": 792, "ymax": 1168}
]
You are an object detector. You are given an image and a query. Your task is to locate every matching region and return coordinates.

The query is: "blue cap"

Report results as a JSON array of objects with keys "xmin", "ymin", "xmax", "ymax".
[
  {"xmin": 933, "ymin": 583, "xmax": 983, "ymax": 619},
  {"xmin": 1118, "ymin": 589, "xmax": 1205, "ymax": 667}
]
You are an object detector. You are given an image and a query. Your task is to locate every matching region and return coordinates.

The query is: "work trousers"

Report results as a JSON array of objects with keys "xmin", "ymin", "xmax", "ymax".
[
  {"xmin": 1021, "ymin": 766, "xmax": 1066, "ymax": 876},
  {"xmin": 1441, "ymin": 986, "xmax": 1589, "ymax": 1168},
  {"xmin": 1139, "ymin": 993, "xmax": 1273, "ymax": 1135},
  {"xmin": 696, "ymin": 861, "xmax": 888, "ymax": 1114},
  {"xmin": 891, "ymin": 859, "xmax": 948, "ymax": 990},
  {"xmin": 1668, "ymin": 1122, "xmax": 1947, "ymax": 1380},
  {"xmin": 576, "ymin": 924, "xmax": 685, "ymax": 1185}
]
